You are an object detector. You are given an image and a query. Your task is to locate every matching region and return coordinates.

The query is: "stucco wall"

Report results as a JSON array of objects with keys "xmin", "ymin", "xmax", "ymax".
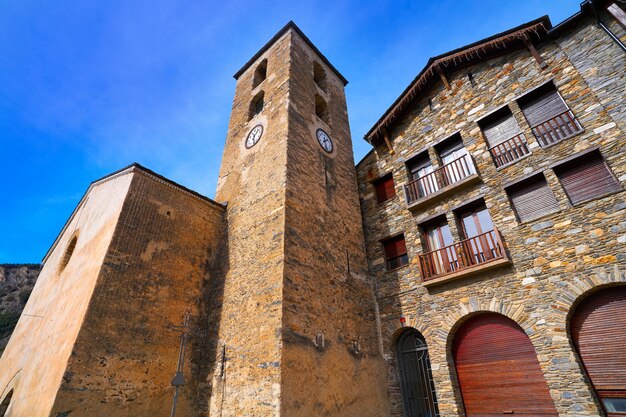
[{"xmin": 0, "ymin": 172, "xmax": 133, "ymax": 417}]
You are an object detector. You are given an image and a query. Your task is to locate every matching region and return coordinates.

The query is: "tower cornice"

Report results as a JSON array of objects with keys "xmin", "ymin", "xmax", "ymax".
[{"xmin": 233, "ymin": 20, "xmax": 348, "ymax": 85}]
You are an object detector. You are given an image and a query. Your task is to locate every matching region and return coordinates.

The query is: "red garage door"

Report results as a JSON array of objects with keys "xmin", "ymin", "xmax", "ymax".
[
  {"xmin": 452, "ymin": 313, "xmax": 558, "ymax": 417},
  {"xmin": 571, "ymin": 286, "xmax": 626, "ymax": 416}
]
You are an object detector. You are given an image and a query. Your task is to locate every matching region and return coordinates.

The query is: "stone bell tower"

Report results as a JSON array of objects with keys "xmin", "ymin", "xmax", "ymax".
[{"xmin": 211, "ymin": 22, "xmax": 388, "ymax": 416}]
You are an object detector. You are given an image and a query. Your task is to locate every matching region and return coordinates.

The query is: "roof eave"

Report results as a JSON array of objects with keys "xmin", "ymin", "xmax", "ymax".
[{"xmin": 363, "ymin": 15, "xmax": 554, "ymax": 143}]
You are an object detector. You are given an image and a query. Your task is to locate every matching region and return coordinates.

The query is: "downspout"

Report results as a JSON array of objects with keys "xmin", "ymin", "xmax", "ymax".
[{"xmin": 589, "ymin": 0, "xmax": 626, "ymax": 52}]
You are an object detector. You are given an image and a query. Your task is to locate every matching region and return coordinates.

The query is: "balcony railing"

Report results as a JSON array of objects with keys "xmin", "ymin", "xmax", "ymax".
[
  {"xmin": 418, "ymin": 228, "xmax": 507, "ymax": 282},
  {"xmin": 489, "ymin": 133, "xmax": 530, "ymax": 168},
  {"xmin": 531, "ymin": 109, "xmax": 583, "ymax": 147},
  {"xmin": 405, "ymin": 154, "xmax": 475, "ymax": 205}
]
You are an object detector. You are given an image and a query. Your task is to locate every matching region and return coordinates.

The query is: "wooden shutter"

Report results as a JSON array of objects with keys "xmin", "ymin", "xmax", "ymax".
[
  {"xmin": 507, "ymin": 175, "xmax": 559, "ymax": 222},
  {"xmin": 383, "ymin": 235, "xmax": 406, "ymax": 259},
  {"xmin": 520, "ymin": 86, "xmax": 568, "ymax": 127},
  {"xmin": 437, "ymin": 134, "xmax": 463, "ymax": 157},
  {"xmin": 374, "ymin": 173, "xmax": 395, "ymax": 203},
  {"xmin": 407, "ymin": 153, "xmax": 431, "ymax": 177},
  {"xmin": 555, "ymin": 152, "xmax": 621, "ymax": 205},
  {"xmin": 453, "ymin": 314, "xmax": 558, "ymax": 417},
  {"xmin": 482, "ymin": 111, "xmax": 521, "ymax": 147},
  {"xmin": 571, "ymin": 287, "xmax": 626, "ymax": 415}
]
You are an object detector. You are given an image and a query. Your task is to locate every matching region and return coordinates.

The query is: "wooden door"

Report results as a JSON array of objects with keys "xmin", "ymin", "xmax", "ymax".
[
  {"xmin": 423, "ymin": 220, "xmax": 457, "ymax": 274},
  {"xmin": 571, "ymin": 286, "xmax": 626, "ymax": 416},
  {"xmin": 452, "ymin": 314, "xmax": 558, "ymax": 417},
  {"xmin": 458, "ymin": 204, "xmax": 496, "ymax": 265}
]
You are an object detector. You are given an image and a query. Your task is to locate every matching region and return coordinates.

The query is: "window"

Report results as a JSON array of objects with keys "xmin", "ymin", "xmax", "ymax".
[
  {"xmin": 406, "ymin": 153, "xmax": 438, "ymax": 200},
  {"xmin": 0, "ymin": 389, "xmax": 13, "ymax": 415},
  {"xmin": 58, "ymin": 235, "xmax": 78, "ymax": 274},
  {"xmin": 553, "ymin": 150, "xmax": 621, "ymax": 205},
  {"xmin": 249, "ymin": 91, "xmax": 264, "ymax": 120},
  {"xmin": 252, "ymin": 59, "xmax": 267, "ymax": 89},
  {"xmin": 397, "ymin": 330, "xmax": 440, "ymax": 417},
  {"xmin": 382, "ymin": 234, "xmax": 408, "ymax": 271},
  {"xmin": 478, "ymin": 107, "xmax": 530, "ymax": 167},
  {"xmin": 315, "ymin": 94, "xmax": 329, "ymax": 124},
  {"xmin": 455, "ymin": 201, "xmax": 498, "ymax": 264},
  {"xmin": 434, "ymin": 134, "xmax": 475, "ymax": 182},
  {"xmin": 506, "ymin": 174, "xmax": 560, "ymax": 222},
  {"xmin": 420, "ymin": 217, "xmax": 457, "ymax": 276},
  {"xmin": 313, "ymin": 61, "xmax": 327, "ymax": 91},
  {"xmin": 373, "ymin": 173, "xmax": 395, "ymax": 204},
  {"xmin": 518, "ymin": 83, "xmax": 582, "ymax": 147}
]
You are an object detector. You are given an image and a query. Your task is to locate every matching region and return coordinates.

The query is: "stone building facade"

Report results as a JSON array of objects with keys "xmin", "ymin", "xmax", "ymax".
[
  {"xmin": 357, "ymin": 2, "xmax": 626, "ymax": 417},
  {"xmin": 0, "ymin": 1, "xmax": 625, "ymax": 417}
]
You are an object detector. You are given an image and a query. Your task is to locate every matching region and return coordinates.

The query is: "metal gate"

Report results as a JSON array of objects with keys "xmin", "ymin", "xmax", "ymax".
[{"xmin": 397, "ymin": 330, "xmax": 440, "ymax": 417}]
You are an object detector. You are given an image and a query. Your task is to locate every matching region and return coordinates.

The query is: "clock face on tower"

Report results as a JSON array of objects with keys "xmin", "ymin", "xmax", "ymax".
[
  {"xmin": 245, "ymin": 124, "xmax": 263, "ymax": 149},
  {"xmin": 316, "ymin": 128, "xmax": 333, "ymax": 153}
]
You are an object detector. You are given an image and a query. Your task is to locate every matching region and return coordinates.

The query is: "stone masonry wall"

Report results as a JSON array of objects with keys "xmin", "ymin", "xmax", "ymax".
[
  {"xmin": 210, "ymin": 29, "xmax": 292, "ymax": 417},
  {"xmin": 557, "ymin": 12, "xmax": 626, "ymax": 135},
  {"xmin": 50, "ymin": 169, "xmax": 226, "ymax": 417},
  {"xmin": 357, "ymin": 17, "xmax": 626, "ymax": 417},
  {"xmin": 280, "ymin": 32, "xmax": 388, "ymax": 416}
]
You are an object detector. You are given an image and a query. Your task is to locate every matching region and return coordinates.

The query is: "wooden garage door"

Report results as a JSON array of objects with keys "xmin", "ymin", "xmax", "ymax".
[
  {"xmin": 571, "ymin": 287, "xmax": 626, "ymax": 416},
  {"xmin": 453, "ymin": 314, "xmax": 558, "ymax": 417}
]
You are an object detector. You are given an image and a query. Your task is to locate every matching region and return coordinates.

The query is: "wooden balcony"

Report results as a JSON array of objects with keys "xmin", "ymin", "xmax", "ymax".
[
  {"xmin": 418, "ymin": 228, "xmax": 510, "ymax": 286},
  {"xmin": 404, "ymin": 154, "xmax": 478, "ymax": 208},
  {"xmin": 531, "ymin": 109, "xmax": 583, "ymax": 147},
  {"xmin": 489, "ymin": 133, "xmax": 531, "ymax": 168}
]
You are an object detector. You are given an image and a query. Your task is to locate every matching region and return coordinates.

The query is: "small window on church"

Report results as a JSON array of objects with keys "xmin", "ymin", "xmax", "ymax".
[
  {"xmin": 249, "ymin": 91, "xmax": 264, "ymax": 121},
  {"xmin": 253, "ymin": 59, "xmax": 267, "ymax": 89},
  {"xmin": 314, "ymin": 61, "xmax": 327, "ymax": 91},
  {"xmin": 315, "ymin": 94, "xmax": 329, "ymax": 124},
  {"xmin": 58, "ymin": 235, "xmax": 78, "ymax": 274},
  {"xmin": 0, "ymin": 389, "xmax": 14, "ymax": 415}
]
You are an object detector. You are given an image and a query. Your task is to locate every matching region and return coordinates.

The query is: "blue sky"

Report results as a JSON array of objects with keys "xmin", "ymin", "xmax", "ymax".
[{"xmin": 0, "ymin": 0, "xmax": 580, "ymax": 262}]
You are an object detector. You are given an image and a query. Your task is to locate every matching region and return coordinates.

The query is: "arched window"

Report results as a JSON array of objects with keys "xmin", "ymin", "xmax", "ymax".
[
  {"xmin": 58, "ymin": 234, "xmax": 78, "ymax": 274},
  {"xmin": 249, "ymin": 91, "xmax": 264, "ymax": 121},
  {"xmin": 253, "ymin": 59, "xmax": 267, "ymax": 89},
  {"xmin": 396, "ymin": 329, "xmax": 440, "ymax": 417},
  {"xmin": 313, "ymin": 61, "xmax": 327, "ymax": 91},
  {"xmin": 0, "ymin": 389, "xmax": 14, "ymax": 415},
  {"xmin": 315, "ymin": 94, "xmax": 329, "ymax": 124}
]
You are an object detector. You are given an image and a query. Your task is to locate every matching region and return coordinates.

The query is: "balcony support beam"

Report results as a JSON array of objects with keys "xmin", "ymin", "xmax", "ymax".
[
  {"xmin": 523, "ymin": 36, "xmax": 547, "ymax": 69},
  {"xmin": 436, "ymin": 65, "xmax": 451, "ymax": 91},
  {"xmin": 382, "ymin": 128, "xmax": 395, "ymax": 155}
]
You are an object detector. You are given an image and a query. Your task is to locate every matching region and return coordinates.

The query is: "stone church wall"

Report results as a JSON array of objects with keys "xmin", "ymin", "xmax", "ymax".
[
  {"xmin": 49, "ymin": 169, "xmax": 226, "ymax": 417},
  {"xmin": 357, "ymin": 16, "xmax": 626, "ymax": 417},
  {"xmin": 210, "ymin": 28, "xmax": 292, "ymax": 417},
  {"xmin": 280, "ymin": 31, "xmax": 389, "ymax": 417}
]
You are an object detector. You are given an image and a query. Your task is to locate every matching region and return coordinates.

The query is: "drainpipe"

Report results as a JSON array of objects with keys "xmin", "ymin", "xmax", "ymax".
[{"xmin": 589, "ymin": 0, "xmax": 626, "ymax": 52}]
